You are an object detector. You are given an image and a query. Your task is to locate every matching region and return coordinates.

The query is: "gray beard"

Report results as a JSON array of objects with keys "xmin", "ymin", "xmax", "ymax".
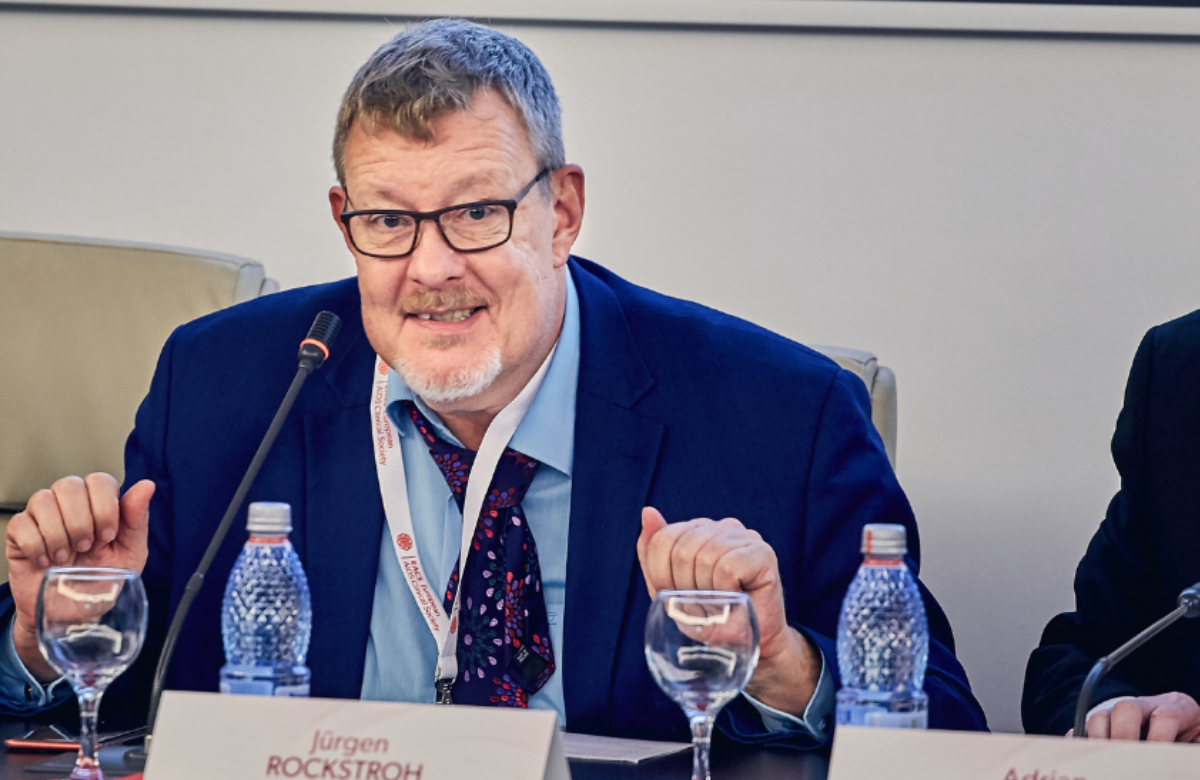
[{"xmin": 391, "ymin": 346, "xmax": 503, "ymax": 404}]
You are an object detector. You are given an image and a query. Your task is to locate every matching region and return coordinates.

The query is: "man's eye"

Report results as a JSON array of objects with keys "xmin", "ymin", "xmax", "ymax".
[
  {"xmin": 380, "ymin": 214, "xmax": 404, "ymax": 229},
  {"xmin": 466, "ymin": 206, "xmax": 492, "ymax": 221}
]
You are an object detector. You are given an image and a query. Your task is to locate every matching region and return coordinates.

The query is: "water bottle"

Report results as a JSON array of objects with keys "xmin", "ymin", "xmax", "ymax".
[
  {"xmin": 219, "ymin": 502, "xmax": 312, "ymax": 696},
  {"xmin": 835, "ymin": 523, "xmax": 929, "ymax": 728}
]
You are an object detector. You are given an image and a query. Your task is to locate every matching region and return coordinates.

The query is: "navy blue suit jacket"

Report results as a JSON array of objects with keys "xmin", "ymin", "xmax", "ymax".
[
  {"xmin": 1023, "ymin": 311, "xmax": 1200, "ymax": 735},
  {"xmin": 1, "ymin": 258, "xmax": 986, "ymax": 743}
]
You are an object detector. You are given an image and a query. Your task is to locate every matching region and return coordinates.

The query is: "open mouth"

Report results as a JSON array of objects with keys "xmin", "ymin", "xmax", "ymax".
[{"xmin": 412, "ymin": 306, "xmax": 485, "ymax": 323}]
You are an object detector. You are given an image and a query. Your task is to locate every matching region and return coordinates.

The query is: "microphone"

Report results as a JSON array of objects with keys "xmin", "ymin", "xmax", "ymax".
[
  {"xmin": 135, "ymin": 311, "xmax": 342, "ymax": 761},
  {"xmin": 1072, "ymin": 582, "xmax": 1200, "ymax": 737}
]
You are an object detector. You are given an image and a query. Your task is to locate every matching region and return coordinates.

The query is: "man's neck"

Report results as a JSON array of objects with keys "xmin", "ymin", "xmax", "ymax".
[
  {"xmin": 434, "ymin": 408, "xmax": 497, "ymax": 452},
  {"xmin": 423, "ymin": 336, "xmax": 559, "ymax": 451}
]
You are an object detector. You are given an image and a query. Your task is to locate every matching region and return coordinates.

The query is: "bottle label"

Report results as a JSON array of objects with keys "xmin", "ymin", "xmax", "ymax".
[
  {"xmin": 220, "ymin": 679, "xmax": 276, "ymax": 697},
  {"xmin": 862, "ymin": 709, "xmax": 928, "ymax": 729},
  {"xmin": 273, "ymin": 684, "xmax": 311, "ymax": 697}
]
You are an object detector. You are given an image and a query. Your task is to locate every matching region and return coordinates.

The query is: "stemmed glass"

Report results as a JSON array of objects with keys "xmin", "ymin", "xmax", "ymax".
[
  {"xmin": 645, "ymin": 590, "xmax": 759, "ymax": 780},
  {"xmin": 37, "ymin": 567, "xmax": 148, "ymax": 780}
]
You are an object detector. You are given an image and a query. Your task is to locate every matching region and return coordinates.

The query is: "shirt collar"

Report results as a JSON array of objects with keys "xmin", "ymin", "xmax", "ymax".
[{"xmin": 385, "ymin": 274, "xmax": 580, "ymax": 478}]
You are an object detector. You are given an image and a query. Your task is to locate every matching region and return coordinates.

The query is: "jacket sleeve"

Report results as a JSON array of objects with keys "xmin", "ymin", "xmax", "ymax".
[
  {"xmin": 717, "ymin": 368, "xmax": 988, "ymax": 750},
  {"xmin": 1022, "ymin": 328, "xmax": 1160, "ymax": 736},
  {"xmin": 98, "ymin": 328, "xmax": 180, "ymax": 726}
]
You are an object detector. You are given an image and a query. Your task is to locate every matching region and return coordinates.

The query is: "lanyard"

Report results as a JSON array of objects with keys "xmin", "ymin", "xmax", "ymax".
[{"xmin": 370, "ymin": 348, "xmax": 556, "ymax": 702}]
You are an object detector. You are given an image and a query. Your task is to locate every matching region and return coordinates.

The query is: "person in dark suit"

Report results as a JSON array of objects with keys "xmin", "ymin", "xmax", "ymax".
[
  {"xmin": 1, "ymin": 19, "xmax": 986, "ymax": 746},
  {"xmin": 1023, "ymin": 311, "xmax": 1200, "ymax": 742}
]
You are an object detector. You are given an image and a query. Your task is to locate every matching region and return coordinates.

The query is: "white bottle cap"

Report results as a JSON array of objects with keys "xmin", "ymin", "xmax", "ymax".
[
  {"xmin": 247, "ymin": 502, "xmax": 292, "ymax": 535},
  {"xmin": 861, "ymin": 524, "xmax": 906, "ymax": 556}
]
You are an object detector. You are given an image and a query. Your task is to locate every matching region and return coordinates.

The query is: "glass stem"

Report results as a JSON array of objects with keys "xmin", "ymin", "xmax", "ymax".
[
  {"xmin": 690, "ymin": 715, "xmax": 714, "ymax": 780},
  {"xmin": 77, "ymin": 688, "xmax": 103, "ymax": 771}
]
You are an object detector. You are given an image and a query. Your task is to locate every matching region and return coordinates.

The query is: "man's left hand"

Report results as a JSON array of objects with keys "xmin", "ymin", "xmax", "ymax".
[{"xmin": 636, "ymin": 506, "xmax": 820, "ymax": 717}]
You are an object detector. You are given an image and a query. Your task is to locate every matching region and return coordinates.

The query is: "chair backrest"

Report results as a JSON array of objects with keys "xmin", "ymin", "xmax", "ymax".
[
  {"xmin": 0, "ymin": 231, "xmax": 279, "ymax": 526},
  {"xmin": 811, "ymin": 345, "xmax": 898, "ymax": 469}
]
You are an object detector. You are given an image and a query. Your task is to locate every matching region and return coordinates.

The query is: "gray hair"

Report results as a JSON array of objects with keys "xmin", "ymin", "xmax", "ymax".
[{"xmin": 333, "ymin": 19, "xmax": 565, "ymax": 187}]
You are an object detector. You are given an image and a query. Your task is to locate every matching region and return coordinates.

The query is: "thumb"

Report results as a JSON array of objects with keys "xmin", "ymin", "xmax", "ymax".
[
  {"xmin": 638, "ymin": 506, "xmax": 667, "ymax": 557},
  {"xmin": 637, "ymin": 507, "xmax": 668, "ymax": 596},
  {"xmin": 117, "ymin": 479, "xmax": 155, "ymax": 550}
]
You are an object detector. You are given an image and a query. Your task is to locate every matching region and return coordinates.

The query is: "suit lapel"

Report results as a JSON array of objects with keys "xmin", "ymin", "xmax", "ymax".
[
  {"xmin": 303, "ymin": 313, "xmax": 385, "ymax": 699},
  {"xmin": 563, "ymin": 262, "xmax": 664, "ymax": 733}
]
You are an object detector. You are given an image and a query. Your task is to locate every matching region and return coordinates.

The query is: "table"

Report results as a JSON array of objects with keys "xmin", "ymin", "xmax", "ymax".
[{"xmin": 0, "ymin": 720, "xmax": 829, "ymax": 780}]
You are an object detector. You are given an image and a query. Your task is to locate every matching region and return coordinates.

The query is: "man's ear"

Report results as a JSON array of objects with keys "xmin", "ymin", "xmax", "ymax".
[
  {"xmin": 550, "ymin": 165, "xmax": 585, "ymax": 268},
  {"xmin": 329, "ymin": 185, "xmax": 356, "ymax": 254}
]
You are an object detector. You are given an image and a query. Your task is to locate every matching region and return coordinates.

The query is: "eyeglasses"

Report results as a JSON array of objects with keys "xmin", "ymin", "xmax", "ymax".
[{"xmin": 339, "ymin": 168, "xmax": 551, "ymax": 259}]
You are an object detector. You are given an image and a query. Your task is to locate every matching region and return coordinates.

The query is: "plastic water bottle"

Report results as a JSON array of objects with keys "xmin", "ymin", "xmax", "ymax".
[
  {"xmin": 835, "ymin": 523, "xmax": 929, "ymax": 728},
  {"xmin": 219, "ymin": 502, "xmax": 312, "ymax": 696}
]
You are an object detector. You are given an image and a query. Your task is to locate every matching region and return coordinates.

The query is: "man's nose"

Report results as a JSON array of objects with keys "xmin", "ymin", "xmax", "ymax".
[{"xmin": 406, "ymin": 219, "xmax": 465, "ymax": 286}]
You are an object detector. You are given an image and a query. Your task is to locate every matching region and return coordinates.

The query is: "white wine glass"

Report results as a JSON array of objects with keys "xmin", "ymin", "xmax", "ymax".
[
  {"xmin": 37, "ymin": 567, "xmax": 148, "ymax": 780},
  {"xmin": 645, "ymin": 590, "xmax": 759, "ymax": 780}
]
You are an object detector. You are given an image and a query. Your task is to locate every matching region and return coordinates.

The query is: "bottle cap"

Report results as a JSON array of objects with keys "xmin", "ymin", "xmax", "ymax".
[
  {"xmin": 861, "ymin": 524, "xmax": 906, "ymax": 556},
  {"xmin": 247, "ymin": 502, "xmax": 292, "ymax": 535}
]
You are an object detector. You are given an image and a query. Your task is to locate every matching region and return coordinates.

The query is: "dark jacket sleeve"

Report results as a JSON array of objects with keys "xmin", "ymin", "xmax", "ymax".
[
  {"xmin": 717, "ymin": 369, "xmax": 988, "ymax": 749},
  {"xmin": 1022, "ymin": 328, "xmax": 1159, "ymax": 735},
  {"xmin": 804, "ymin": 371, "xmax": 988, "ymax": 734}
]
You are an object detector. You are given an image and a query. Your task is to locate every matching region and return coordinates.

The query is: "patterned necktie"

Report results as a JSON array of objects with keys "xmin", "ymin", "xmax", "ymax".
[{"xmin": 402, "ymin": 401, "xmax": 556, "ymax": 707}]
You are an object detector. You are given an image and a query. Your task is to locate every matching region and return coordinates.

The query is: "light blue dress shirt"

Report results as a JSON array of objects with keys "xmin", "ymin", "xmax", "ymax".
[
  {"xmin": 359, "ymin": 275, "xmax": 832, "ymax": 739},
  {"xmin": 0, "ymin": 273, "xmax": 832, "ymax": 739}
]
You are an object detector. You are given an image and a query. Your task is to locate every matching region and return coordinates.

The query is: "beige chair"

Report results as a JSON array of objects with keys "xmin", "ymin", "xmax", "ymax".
[
  {"xmin": 812, "ymin": 345, "xmax": 898, "ymax": 470},
  {"xmin": 0, "ymin": 232, "xmax": 279, "ymax": 581}
]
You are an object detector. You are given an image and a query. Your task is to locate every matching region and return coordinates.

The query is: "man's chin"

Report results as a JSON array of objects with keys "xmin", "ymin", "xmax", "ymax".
[{"xmin": 392, "ymin": 348, "xmax": 503, "ymax": 405}]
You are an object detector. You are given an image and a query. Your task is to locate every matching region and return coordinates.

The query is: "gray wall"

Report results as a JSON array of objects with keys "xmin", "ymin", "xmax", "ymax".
[{"xmin": 4, "ymin": 6, "xmax": 1200, "ymax": 733}]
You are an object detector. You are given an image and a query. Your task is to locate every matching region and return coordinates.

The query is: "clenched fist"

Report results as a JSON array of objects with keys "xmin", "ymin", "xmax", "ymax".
[
  {"xmin": 5, "ymin": 473, "xmax": 153, "ymax": 681},
  {"xmin": 636, "ymin": 506, "xmax": 820, "ymax": 717}
]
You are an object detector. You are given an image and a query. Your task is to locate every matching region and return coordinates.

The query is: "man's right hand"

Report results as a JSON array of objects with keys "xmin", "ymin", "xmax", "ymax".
[
  {"xmin": 1073, "ymin": 693, "xmax": 1200, "ymax": 742},
  {"xmin": 4, "ymin": 473, "xmax": 153, "ymax": 681}
]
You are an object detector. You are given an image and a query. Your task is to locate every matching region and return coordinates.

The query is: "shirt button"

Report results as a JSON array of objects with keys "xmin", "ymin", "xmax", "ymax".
[
  {"xmin": 24, "ymin": 682, "xmax": 34, "ymax": 702},
  {"xmin": 820, "ymin": 715, "xmax": 831, "ymax": 734}
]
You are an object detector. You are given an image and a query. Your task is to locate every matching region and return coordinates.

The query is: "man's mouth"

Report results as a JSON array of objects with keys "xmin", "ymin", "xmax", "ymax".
[{"xmin": 413, "ymin": 306, "xmax": 485, "ymax": 323}]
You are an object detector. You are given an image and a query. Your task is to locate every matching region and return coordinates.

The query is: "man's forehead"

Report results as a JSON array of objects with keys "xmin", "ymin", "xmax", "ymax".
[{"xmin": 343, "ymin": 102, "xmax": 537, "ymax": 202}]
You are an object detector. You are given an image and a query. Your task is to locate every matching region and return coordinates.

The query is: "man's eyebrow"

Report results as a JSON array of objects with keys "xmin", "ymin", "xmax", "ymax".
[{"xmin": 350, "ymin": 172, "xmax": 510, "ymax": 210}]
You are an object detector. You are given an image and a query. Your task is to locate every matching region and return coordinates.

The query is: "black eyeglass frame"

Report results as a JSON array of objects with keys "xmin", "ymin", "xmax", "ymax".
[{"xmin": 339, "ymin": 168, "xmax": 552, "ymax": 259}]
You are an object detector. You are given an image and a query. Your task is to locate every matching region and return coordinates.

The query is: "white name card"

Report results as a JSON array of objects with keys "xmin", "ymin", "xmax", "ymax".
[
  {"xmin": 829, "ymin": 726, "xmax": 1199, "ymax": 780},
  {"xmin": 146, "ymin": 691, "xmax": 569, "ymax": 780}
]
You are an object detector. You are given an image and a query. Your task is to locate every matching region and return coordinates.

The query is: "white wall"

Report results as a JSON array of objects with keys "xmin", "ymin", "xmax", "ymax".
[{"xmin": 4, "ymin": 7, "xmax": 1200, "ymax": 734}]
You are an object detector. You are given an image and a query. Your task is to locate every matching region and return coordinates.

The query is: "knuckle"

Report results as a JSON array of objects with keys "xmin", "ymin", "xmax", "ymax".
[
  {"xmin": 83, "ymin": 472, "xmax": 117, "ymax": 491},
  {"xmin": 715, "ymin": 558, "xmax": 739, "ymax": 581},
  {"xmin": 27, "ymin": 489, "xmax": 55, "ymax": 511},
  {"xmin": 52, "ymin": 475, "xmax": 85, "ymax": 493}
]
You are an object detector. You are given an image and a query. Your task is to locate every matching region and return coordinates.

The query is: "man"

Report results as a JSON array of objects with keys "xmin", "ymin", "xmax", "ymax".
[
  {"xmin": 1, "ymin": 19, "xmax": 986, "ymax": 747},
  {"xmin": 1024, "ymin": 313, "xmax": 1200, "ymax": 743}
]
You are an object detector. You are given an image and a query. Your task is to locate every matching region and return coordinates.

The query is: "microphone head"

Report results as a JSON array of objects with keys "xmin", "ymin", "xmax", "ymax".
[
  {"xmin": 298, "ymin": 311, "xmax": 342, "ymax": 370},
  {"xmin": 1178, "ymin": 583, "xmax": 1200, "ymax": 618}
]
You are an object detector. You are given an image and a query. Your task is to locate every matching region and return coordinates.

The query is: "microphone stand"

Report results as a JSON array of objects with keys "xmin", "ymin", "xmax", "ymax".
[
  {"xmin": 1072, "ymin": 585, "xmax": 1200, "ymax": 738},
  {"xmin": 124, "ymin": 312, "xmax": 340, "ymax": 771}
]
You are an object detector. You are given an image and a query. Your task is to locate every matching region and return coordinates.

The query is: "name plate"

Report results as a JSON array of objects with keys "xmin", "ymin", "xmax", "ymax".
[
  {"xmin": 146, "ymin": 691, "xmax": 569, "ymax": 780},
  {"xmin": 829, "ymin": 726, "xmax": 1198, "ymax": 780}
]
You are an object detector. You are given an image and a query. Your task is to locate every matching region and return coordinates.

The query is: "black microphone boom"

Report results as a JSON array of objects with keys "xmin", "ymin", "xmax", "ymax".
[
  {"xmin": 1072, "ymin": 583, "xmax": 1200, "ymax": 737},
  {"xmin": 141, "ymin": 311, "xmax": 342, "ymax": 749}
]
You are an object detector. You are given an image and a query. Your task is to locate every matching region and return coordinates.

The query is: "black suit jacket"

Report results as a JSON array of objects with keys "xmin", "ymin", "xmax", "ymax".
[{"xmin": 1023, "ymin": 310, "xmax": 1200, "ymax": 735}]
